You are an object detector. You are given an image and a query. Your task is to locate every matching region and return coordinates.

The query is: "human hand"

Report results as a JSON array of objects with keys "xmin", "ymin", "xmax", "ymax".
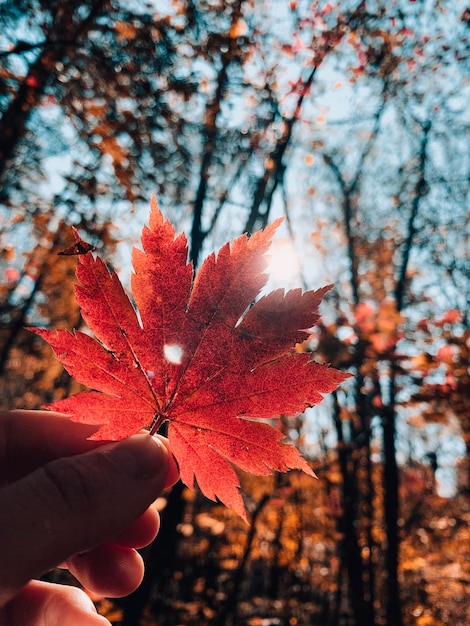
[{"xmin": 0, "ymin": 410, "xmax": 179, "ymax": 626}]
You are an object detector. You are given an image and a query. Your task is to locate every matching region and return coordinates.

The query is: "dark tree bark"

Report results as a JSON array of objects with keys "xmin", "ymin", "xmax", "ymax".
[
  {"xmin": 217, "ymin": 492, "xmax": 271, "ymax": 626},
  {"xmin": 320, "ymin": 91, "xmax": 393, "ymax": 625},
  {"xmin": 119, "ymin": 481, "xmax": 186, "ymax": 626},
  {"xmin": 189, "ymin": 0, "xmax": 244, "ymax": 266},
  {"xmin": 382, "ymin": 120, "xmax": 431, "ymax": 626}
]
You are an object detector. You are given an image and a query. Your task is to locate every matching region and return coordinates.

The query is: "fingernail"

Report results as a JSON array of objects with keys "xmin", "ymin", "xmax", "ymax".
[{"xmin": 105, "ymin": 434, "xmax": 168, "ymax": 479}]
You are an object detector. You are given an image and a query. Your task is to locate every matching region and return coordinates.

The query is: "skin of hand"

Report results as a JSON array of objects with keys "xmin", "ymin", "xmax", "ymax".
[{"xmin": 0, "ymin": 410, "xmax": 179, "ymax": 626}]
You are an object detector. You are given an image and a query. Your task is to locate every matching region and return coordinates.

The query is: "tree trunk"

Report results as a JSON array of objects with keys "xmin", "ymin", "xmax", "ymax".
[
  {"xmin": 333, "ymin": 392, "xmax": 376, "ymax": 626},
  {"xmin": 119, "ymin": 481, "xmax": 186, "ymax": 625},
  {"xmin": 383, "ymin": 376, "xmax": 403, "ymax": 626}
]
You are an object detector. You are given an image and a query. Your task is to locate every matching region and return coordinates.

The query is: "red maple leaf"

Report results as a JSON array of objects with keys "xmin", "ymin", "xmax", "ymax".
[{"xmin": 32, "ymin": 198, "xmax": 350, "ymax": 520}]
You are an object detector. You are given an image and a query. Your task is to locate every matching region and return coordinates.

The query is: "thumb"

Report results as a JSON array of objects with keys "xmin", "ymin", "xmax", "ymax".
[{"xmin": 0, "ymin": 434, "xmax": 170, "ymax": 606}]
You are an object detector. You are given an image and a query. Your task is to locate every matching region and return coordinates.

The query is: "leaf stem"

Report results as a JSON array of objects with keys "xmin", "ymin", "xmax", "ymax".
[{"xmin": 149, "ymin": 413, "xmax": 166, "ymax": 436}]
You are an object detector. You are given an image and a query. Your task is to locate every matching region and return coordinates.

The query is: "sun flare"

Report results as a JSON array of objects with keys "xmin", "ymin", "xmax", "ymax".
[{"xmin": 267, "ymin": 238, "xmax": 300, "ymax": 287}]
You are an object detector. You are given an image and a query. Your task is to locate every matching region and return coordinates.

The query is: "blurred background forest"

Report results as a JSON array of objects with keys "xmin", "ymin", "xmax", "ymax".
[{"xmin": 0, "ymin": 0, "xmax": 469, "ymax": 625}]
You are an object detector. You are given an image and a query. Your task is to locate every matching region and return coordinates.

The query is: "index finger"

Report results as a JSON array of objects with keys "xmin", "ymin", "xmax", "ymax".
[
  {"xmin": 0, "ymin": 410, "xmax": 179, "ymax": 488},
  {"xmin": 0, "ymin": 410, "xmax": 102, "ymax": 484}
]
